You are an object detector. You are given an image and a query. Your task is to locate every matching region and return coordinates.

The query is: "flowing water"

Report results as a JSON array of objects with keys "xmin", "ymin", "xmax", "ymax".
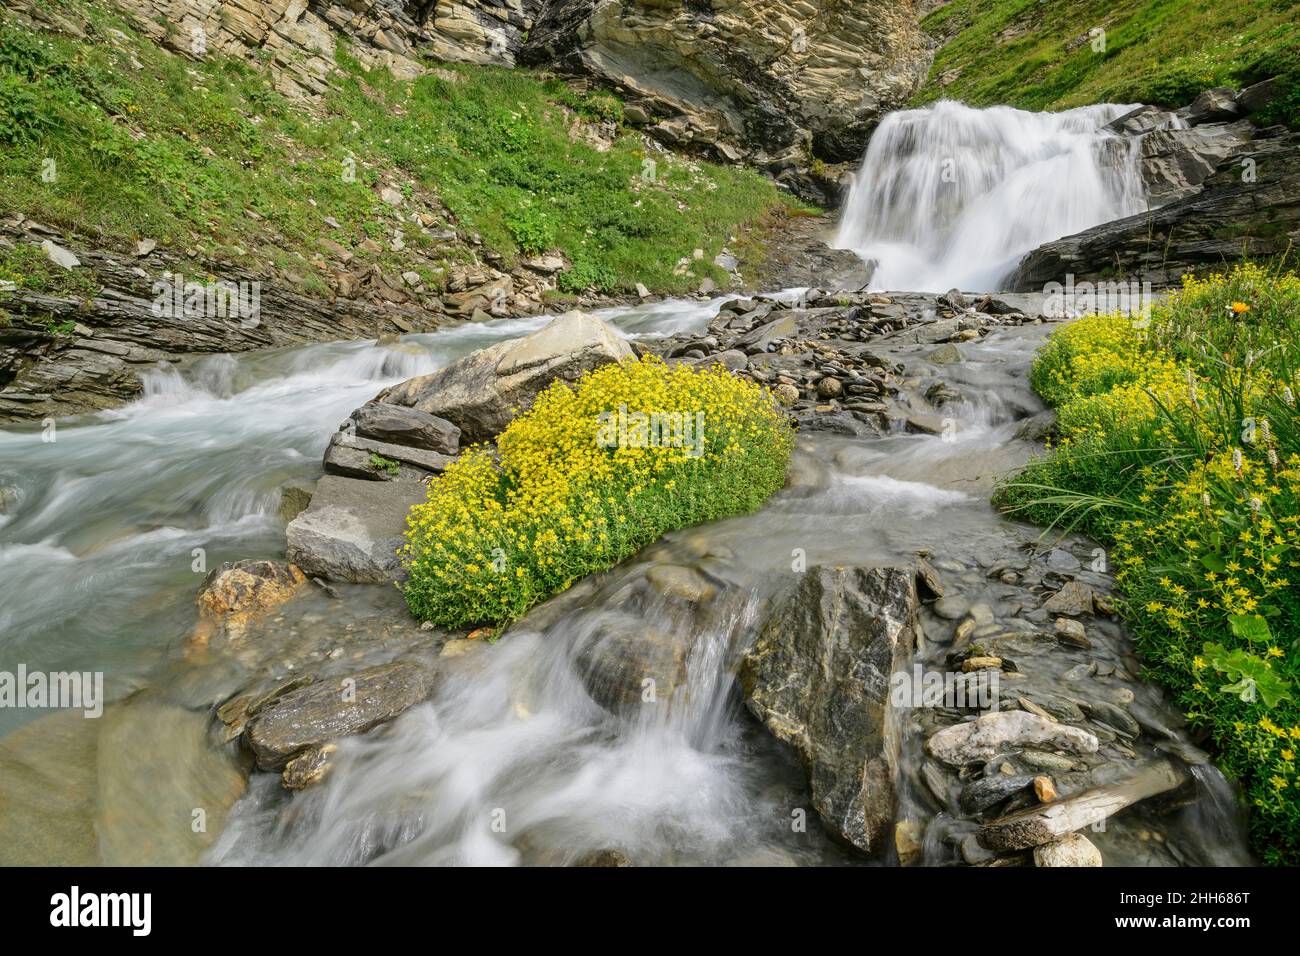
[
  {"xmin": 0, "ymin": 299, "xmax": 1252, "ymax": 866},
  {"xmin": 0, "ymin": 299, "xmax": 719, "ymax": 740},
  {"xmin": 835, "ymin": 101, "xmax": 1149, "ymax": 292},
  {"xmin": 0, "ymin": 99, "xmax": 1254, "ymax": 866},
  {"xmin": 194, "ymin": 317, "xmax": 1248, "ymax": 866}
]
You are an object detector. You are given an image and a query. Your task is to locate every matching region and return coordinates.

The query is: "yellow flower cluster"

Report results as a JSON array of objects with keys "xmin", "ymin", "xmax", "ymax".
[
  {"xmin": 1012, "ymin": 264, "xmax": 1300, "ymax": 863},
  {"xmin": 400, "ymin": 355, "xmax": 795, "ymax": 627}
]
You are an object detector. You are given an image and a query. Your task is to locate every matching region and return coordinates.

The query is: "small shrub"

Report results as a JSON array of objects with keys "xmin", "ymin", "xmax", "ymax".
[
  {"xmin": 368, "ymin": 453, "xmax": 400, "ymax": 476},
  {"xmin": 401, "ymin": 356, "xmax": 795, "ymax": 628},
  {"xmin": 505, "ymin": 205, "xmax": 556, "ymax": 256},
  {"xmin": 557, "ymin": 259, "xmax": 618, "ymax": 293}
]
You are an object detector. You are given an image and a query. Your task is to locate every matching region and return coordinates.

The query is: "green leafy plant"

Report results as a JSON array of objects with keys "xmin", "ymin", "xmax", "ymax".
[
  {"xmin": 368, "ymin": 453, "xmax": 401, "ymax": 476},
  {"xmin": 0, "ymin": 0, "xmax": 796, "ymax": 301},
  {"xmin": 1202, "ymin": 640, "xmax": 1293, "ymax": 707},
  {"xmin": 401, "ymin": 356, "xmax": 795, "ymax": 628}
]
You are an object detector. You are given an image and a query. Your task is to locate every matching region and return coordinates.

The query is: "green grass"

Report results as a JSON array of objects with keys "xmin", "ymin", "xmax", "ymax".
[
  {"xmin": 998, "ymin": 263, "xmax": 1300, "ymax": 864},
  {"xmin": 914, "ymin": 0, "xmax": 1300, "ymax": 127},
  {"xmin": 0, "ymin": 0, "xmax": 794, "ymax": 298},
  {"xmin": 0, "ymin": 241, "xmax": 98, "ymax": 298}
]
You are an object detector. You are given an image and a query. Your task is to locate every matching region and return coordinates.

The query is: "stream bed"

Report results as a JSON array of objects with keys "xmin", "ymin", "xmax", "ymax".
[{"xmin": 0, "ymin": 292, "xmax": 1254, "ymax": 866}]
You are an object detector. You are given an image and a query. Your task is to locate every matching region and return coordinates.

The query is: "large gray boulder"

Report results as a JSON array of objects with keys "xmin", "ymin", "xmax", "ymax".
[
  {"xmin": 378, "ymin": 311, "xmax": 634, "ymax": 443},
  {"xmin": 740, "ymin": 565, "xmax": 919, "ymax": 856},
  {"xmin": 285, "ymin": 475, "xmax": 426, "ymax": 583}
]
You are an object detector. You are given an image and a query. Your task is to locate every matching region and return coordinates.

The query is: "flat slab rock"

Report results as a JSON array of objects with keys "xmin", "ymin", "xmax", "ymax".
[
  {"xmin": 378, "ymin": 310, "xmax": 633, "ymax": 443},
  {"xmin": 741, "ymin": 564, "xmax": 919, "ymax": 856},
  {"xmin": 245, "ymin": 660, "xmax": 438, "ymax": 771},
  {"xmin": 349, "ymin": 400, "xmax": 460, "ymax": 454},
  {"xmin": 285, "ymin": 475, "xmax": 427, "ymax": 583},
  {"xmin": 323, "ymin": 431, "xmax": 454, "ymax": 481},
  {"xmin": 926, "ymin": 710, "xmax": 1099, "ymax": 767}
]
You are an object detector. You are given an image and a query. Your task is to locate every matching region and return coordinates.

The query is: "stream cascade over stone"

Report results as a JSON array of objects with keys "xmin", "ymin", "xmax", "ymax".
[{"xmin": 0, "ymin": 99, "xmax": 1263, "ymax": 867}]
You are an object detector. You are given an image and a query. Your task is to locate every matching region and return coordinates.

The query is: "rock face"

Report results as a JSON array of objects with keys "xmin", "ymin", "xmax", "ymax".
[
  {"xmin": 379, "ymin": 310, "xmax": 634, "ymax": 443},
  {"xmin": 1010, "ymin": 82, "xmax": 1300, "ymax": 290},
  {"xmin": 740, "ymin": 565, "xmax": 919, "ymax": 856},
  {"xmin": 244, "ymin": 660, "xmax": 438, "ymax": 770},
  {"xmin": 521, "ymin": 0, "xmax": 932, "ymax": 164},
  {"xmin": 1138, "ymin": 120, "xmax": 1256, "ymax": 206},
  {"xmin": 285, "ymin": 475, "xmax": 427, "ymax": 583},
  {"xmin": 102, "ymin": 0, "xmax": 425, "ymax": 98}
]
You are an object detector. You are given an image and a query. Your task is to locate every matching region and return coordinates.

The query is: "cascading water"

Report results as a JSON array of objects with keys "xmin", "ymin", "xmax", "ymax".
[
  {"xmin": 0, "ymin": 292, "xmax": 1254, "ymax": 866},
  {"xmin": 0, "ymin": 300, "xmax": 719, "ymax": 739},
  {"xmin": 835, "ymin": 100, "xmax": 1150, "ymax": 292}
]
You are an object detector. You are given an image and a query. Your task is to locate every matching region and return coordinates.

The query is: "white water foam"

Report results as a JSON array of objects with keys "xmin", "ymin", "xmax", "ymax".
[{"xmin": 835, "ymin": 100, "xmax": 1148, "ymax": 292}]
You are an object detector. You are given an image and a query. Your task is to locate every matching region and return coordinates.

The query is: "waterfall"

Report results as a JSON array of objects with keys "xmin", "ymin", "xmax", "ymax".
[{"xmin": 835, "ymin": 100, "xmax": 1150, "ymax": 292}]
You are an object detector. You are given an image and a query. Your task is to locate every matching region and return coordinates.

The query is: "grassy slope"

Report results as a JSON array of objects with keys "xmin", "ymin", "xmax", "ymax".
[
  {"xmin": 0, "ymin": 0, "xmax": 796, "ymax": 299},
  {"xmin": 913, "ymin": 0, "xmax": 1300, "ymax": 126}
]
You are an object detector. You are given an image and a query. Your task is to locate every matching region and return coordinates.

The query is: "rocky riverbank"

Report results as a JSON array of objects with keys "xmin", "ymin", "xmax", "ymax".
[
  {"xmin": 151, "ymin": 284, "xmax": 1249, "ymax": 866},
  {"xmin": 0, "ymin": 212, "xmax": 853, "ymax": 422}
]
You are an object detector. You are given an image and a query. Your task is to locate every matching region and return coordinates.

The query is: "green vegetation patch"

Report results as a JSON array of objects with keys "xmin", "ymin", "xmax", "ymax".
[
  {"xmin": 0, "ymin": 0, "xmax": 794, "ymax": 296},
  {"xmin": 999, "ymin": 263, "xmax": 1300, "ymax": 863},
  {"xmin": 914, "ymin": 0, "xmax": 1300, "ymax": 127},
  {"xmin": 401, "ymin": 356, "xmax": 795, "ymax": 628}
]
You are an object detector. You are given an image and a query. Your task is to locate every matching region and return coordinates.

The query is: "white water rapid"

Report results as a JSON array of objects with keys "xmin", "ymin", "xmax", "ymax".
[
  {"xmin": 835, "ymin": 100, "xmax": 1150, "ymax": 292},
  {"xmin": 0, "ymin": 100, "xmax": 1254, "ymax": 868}
]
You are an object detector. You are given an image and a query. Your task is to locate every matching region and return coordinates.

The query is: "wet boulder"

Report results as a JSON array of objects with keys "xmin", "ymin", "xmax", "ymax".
[
  {"xmin": 277, "ymin": 478, "xmax": 316, "ymax": 522},
  {"xmin": 927, "ymin": 711, "xmax": 1099, "ymax": 767},
  {"xmin": 1043, "ymin": 580, "xmax": 1095, "ymax": 617},
  {"xmin": 573, "ymin": 615, "xmax": 692, "ymax": 717},
  {"xmin": 190, "ymin": 560, "xmax": 307, "ymax": 650},
  {"xmin": 378, "ymin": 311, "xmax": 634, "ymax": 443},
  {"xmin": 245, "ymin": 660, "xmax": 438, "ymax": 771},
  {"xmin": 740, "ymin": 564, "xmax": 919, "ymax": 856}
]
